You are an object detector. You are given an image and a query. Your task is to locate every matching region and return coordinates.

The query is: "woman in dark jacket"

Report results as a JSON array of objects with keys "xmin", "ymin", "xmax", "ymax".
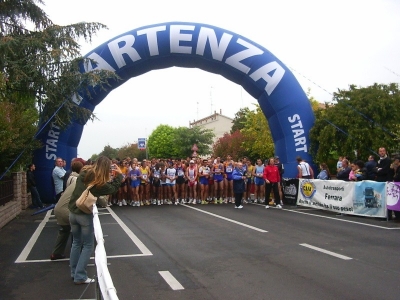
[
  {"xmin": 232, "ymin": 162, "xmax": 246, "ymax": 209},
  {"xmin": 68, "ymin": 156, "xmax": 123, "ymax": 285}
]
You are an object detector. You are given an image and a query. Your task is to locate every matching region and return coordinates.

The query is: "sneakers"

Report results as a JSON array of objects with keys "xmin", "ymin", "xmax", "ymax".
[
  {"xmin": 157, "ymin": 200, "xmax": 161, "ymax": 206},
  {"xmin": 235, "ymin": 205, "xmax": 243, "ymax": 209},
  {"xmin": 265, "ymin": 205, "xmax": 270, "ymax": 209},
  {"xmin": 276, "ymin": 204, "xmax": 282, "ymax": 209},
  {"xmin": 50, "ymin": 254, "xmax": 65, "ymax": 260},
  {"xmin": 74, "ymin": 277, "xmax": 95, "ymax": 285},
  {"xmin": 122, "ymin": 199, "xmax": 127, "ymax": 206},
  {"xmin": 118, "ymin": 202, "xmax": 122, "ymax": 207}
]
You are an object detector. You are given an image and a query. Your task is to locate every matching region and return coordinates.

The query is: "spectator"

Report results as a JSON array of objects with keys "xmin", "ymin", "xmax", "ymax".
[
  {"xmin": 50, "ymin": 160, "xmax": 84, "ymax": 260},
  {"xmin": 389, "ymin": 156, "xmax": 400, "ymax": 182},
  {"xmin": 296, "ymin": 156, "xmax": 314, "ymax": 179},
  {"xmin": 317, "ymin": 163, "xmax": 330, "ymax": 180},
  {"xmin": 376, "ymin": 147, "xmax": 391, "ymax": 182},
  {"xmin": 349, "ymin": 160, "xmax": 367, "ymax": 181},
  {"xmin": 336, "ymin": 159, "xmax": 351, "ymax": 181},
  {"xmin": 232, "ymin": 162, "xmax": 246, "ymax": 209},
  {"xmin": 365, "ymin": 155, "xmax": 377, "ymax": 180},
  {"xmin": 68, "ymin": 156, "xmax": 123, "ymax": 285},
  {"xmin": 52, "ymin": 157, "xmax": 66, "ymax": 202},
  {"xmin": 27, "ymin": 164, "xmax": 44, "ymax": 209},
  {"xmin": 336, "ymin": 156, "xmax": 343, "ymax": 173}
]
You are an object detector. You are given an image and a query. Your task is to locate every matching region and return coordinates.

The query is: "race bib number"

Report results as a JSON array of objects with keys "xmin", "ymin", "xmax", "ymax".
[
  {"xmin": 131, "ymin": 175, "xmax": 137, "ymax": 181},
  {"xmin": 215, "ymin": 168, "xmax": 221, "ymax": 173},
  {"xmin": 257, "ymin": 173, "xmax": 263, "ymax": 177},
  {"xmin": 178, "ymin": 170, "xmax": 184, "ymax": 176},
  {"xmin": 226, "ymin": 167, "xmax": 232, "ymax": 172},
  {"xmin": 154, "ymin": 174, "xmax": 160, "ymax": 178},
  {"xmin": 142, "ymin": 174, "xmax": 148, "ymax": 180}
]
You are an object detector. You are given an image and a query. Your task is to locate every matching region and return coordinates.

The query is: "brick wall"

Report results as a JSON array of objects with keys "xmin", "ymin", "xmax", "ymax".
[{"xmin": 0, "ymin": 172, "xmax": 30, "ymax": 229}]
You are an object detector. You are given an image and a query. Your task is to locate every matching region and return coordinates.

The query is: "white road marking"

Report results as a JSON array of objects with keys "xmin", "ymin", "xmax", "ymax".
[
  {"xmin": 300, "ymin": 243, "xmax": 352, "ymax": 260},
  {"xmin": 16, "ymin": 207, "xmax": 152, "ymax": 263},
  {"xmin": 159, "ymin": 271, "xmax": 184, "ymax": 290},
  {"xmin": 106, "ymin": 207, "xmax": 153, "ymax": 255},
  {"xmin": 182, "ymin": 204, "xmax": 267, "ymax": 233},
  {"xmin": 15, "ymin": 209, "xmax": 52, "ymax": 263},
  {"xmin": 285, "ymin": 208, "xmax": 400, "ymax": 230},
  {"xmin": 18, "ymin": 253, "xmax": 153, "ymax": 263}
]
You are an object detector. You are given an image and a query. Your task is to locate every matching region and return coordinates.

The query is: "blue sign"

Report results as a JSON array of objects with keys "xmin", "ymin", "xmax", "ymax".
[
  {"xmin": 138, "ymin": 138, "xmax": 146, "ymax": 150},
  {"xmin": 33, "ymin": 22, "xmax": 315, "ymax": 202}
]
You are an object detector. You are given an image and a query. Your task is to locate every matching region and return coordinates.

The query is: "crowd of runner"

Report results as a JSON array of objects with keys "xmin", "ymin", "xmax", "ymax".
[{"xmin": 105, "ymin": 155, "xmax": 284, "ymax": 208}]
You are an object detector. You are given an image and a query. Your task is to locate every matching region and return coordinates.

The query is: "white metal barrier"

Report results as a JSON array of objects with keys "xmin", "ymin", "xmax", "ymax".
[{"xmin": 92, "ymin": 205, "xmax": 119, "ymax": 300}]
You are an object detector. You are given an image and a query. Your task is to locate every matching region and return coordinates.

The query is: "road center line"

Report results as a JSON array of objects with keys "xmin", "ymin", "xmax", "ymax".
[
  {"xmin": 159, "ymin": 271, "xmax": 184, "ymax": 290},
  {"xmin": 182, "ymin": 205, "xmax": 267, "ymax": 233},
  {"xmin": 300, "ymin": 243, "xmax": 352, "ymax": 260}
]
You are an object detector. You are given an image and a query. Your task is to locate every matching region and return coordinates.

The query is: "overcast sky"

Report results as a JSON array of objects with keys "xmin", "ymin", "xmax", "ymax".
[{"xmin": 41, "ymin": 0, "xmax": 400, "ymax": 159}]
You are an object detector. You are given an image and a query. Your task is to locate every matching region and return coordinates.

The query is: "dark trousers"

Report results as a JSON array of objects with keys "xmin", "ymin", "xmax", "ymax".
[
  {"xmin": 265, "ymin": 182, "xmax": 280, "ymax": 204},
  {"xmin": 234, "ymin": 193, "xmax": 243, "ymax": 207},
  {"xmin": 52, "ymin": 225, "xmax": 71, "ymax": 256},
  {"xmin": 29, "ymin": 186, "xmax": 44, "ymax": 208}
]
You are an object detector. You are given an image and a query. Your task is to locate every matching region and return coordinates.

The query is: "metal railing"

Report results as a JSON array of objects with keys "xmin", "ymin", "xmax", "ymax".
[{"xmin": 0, "ymin": 176, "xmax": 13, "ymax": 206}]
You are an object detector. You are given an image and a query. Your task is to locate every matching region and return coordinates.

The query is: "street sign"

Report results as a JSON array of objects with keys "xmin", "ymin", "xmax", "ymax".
[{"xmin": 138, "ymin": 138, "xmax": 146, "ymax": 150}]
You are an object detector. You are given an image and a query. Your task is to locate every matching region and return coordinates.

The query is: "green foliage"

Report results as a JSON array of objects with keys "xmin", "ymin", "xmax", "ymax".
[
  {"xmin": 147, "ymin": 125, "xmax": 214, "ymax": 159},
  {"xmin": 116, "ymin": 143, "xmax": 146, "ymax": 161},
  {"xmin": 0, "ymin": 0, "xmax": 119, "ymax": 171},
  {"xmin": 230, "ymin": 107, "xmax": 251, "ymax": 133},
  {"xmin": 0, "ymin": 100, "xmax": 40, "ymax": 172},
  {"xmin": 98, "ymin": 145, "xmax": 118, "ymax": 159},
  {"xmin": 173, "ymin": 126, "xmax": 214, "ymax": 158},
  {"xmin": 240, "ymin": 104, "xmax": 274, "ymax": 160},
  {"xmin": 310, "ymin": 83, "xmax": 400, "ymax": 163},
  {"xmin": 213, "ymin": 131, "xmax": 247, "ymax": 160},
  {"xmin": 148, "ymin": 125, "xmax": 179, "ymax": 158}
]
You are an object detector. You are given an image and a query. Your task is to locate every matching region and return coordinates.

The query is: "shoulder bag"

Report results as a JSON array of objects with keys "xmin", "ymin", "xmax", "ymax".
[{"xmin": 76, "ymin": 185, "xmax": 97, "ymax": 214}]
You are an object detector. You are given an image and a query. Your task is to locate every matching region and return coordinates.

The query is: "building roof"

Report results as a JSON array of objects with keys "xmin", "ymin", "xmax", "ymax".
[{"xmin": 189, "ymin": 110, "xmax": 233, "ymax": 127}]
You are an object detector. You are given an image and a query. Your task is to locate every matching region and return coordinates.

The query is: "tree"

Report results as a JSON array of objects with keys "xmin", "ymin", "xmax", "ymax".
[
  {"xmin": 213, "ymin": 131, "xmax": 247, "ymax": 160},
  {"xmin": 148, "ymin": 125, "xmax": 179, "ymax": 158},
  {"xmin": 240, "ymin": 104, "xmax": 274, "ymax": 160},
  {"xmin": 0, "ymin": 0, "xmax": 118, "ymax": 172},
  {"xmin": 116, "ymin": 143, "xmax": 146, "ymax": 161},
  {"xmin": 230, "ymin": 107, "xmax": 251, "ymax": 133},
  {"xmin": 174, "ymin": 126, "xmax": 214, "ymax": 158},
  {"xmin": 98, "ymin": 145, "xmax": 118, "ymax": 159},
  {"xmin": 310, "ymin": 83, "xmax": 400, "ymax": 163}
]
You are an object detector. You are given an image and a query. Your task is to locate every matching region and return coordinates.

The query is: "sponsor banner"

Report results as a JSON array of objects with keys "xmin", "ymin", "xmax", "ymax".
[
  {"xmin": 297, "ymin": 179, "xmax": 355, "ymax": 214},
  {"xmin": 386, "ymin": 182, "xmax": 400, "ymax": 212},
  {"xmin": 353, "ymin": 180, "xmax": 386, "ymax": 217},
  {"xmin": 282, "ymin": 178, "xmax": 299, "ymax": 205}
]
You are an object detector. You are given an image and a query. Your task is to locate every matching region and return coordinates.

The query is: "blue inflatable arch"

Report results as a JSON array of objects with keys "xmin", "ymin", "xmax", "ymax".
[{"xmin": 34, "ymin": 22, "xmax": 315, "ymax": 202}]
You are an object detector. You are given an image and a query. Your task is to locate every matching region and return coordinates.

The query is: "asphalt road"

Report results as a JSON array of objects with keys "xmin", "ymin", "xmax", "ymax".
[{"xmin": 1, "ymin": 203, "xmax": 399, "ymax": 300}]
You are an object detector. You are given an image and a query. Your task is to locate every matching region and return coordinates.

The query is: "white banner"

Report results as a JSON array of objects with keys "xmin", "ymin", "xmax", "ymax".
[{"xmin": 297, "ymin": 179, "xmax": 355, "ymax": 214}]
